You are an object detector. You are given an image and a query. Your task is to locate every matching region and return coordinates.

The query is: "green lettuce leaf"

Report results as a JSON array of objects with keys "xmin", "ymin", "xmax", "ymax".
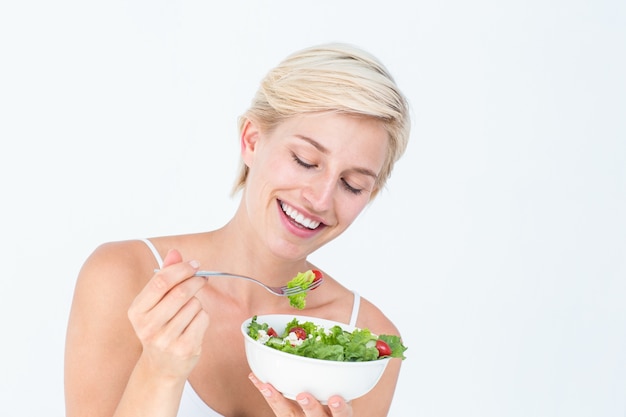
[
  {"xmin": 286, "ymin": 270, "xmax": 316, "ymax": 309},
  {"xmin": 248, "ymin": 316, "xmax": 408, "ymax": 362}
]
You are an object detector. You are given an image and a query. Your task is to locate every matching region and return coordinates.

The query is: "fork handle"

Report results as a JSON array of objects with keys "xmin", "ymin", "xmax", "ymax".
[
  {"xmin": 154, "ymin": 269, "xmax": 242, "ymax": 278},
  {"xmin": 193, "ymin": 271, "xmax": 247, "ymax": 278}
]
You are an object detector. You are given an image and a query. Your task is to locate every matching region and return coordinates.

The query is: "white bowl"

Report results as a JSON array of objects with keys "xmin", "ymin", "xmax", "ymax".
[{"xmin": 241, "ymin": 314, "xmax": 390, "ymax": 403}]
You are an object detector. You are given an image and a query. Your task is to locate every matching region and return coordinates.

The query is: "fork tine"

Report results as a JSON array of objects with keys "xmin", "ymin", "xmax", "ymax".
[
  {"xmin": 283, "ymin": 289, "xmax": 307, "ymax": 296},
  {"xmin": 281, "ymin": 287, "xmax": 302, "ymax": 295},
  {"xmin": 307, "ymin": 279, "xmax": 323, "ymax": 291},
  {"xmin": 281, "ymin": 278, "xmax": 324, "ymax": 295}
]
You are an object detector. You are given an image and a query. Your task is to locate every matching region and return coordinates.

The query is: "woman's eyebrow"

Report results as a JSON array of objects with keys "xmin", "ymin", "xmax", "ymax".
[
  {"xmin": 295, "ymin": 135, "xmax": 379, "ymax": 180},
  {"xmin": 353, "ymin": 166, "xmax": 379, "ymax": 179},
  {"xmin": 295, "ymin": 134, "xmax": 329, "ymax": 153}
]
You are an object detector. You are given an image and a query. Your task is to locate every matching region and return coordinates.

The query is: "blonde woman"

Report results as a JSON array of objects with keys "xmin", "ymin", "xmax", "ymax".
[{"xmin": 65, "ymin": 43, "xmax": 411, "ymax": 417}]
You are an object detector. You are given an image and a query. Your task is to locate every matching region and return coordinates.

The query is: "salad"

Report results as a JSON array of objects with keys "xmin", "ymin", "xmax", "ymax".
[
  {"xmin": 286, "ymin": 269, "xmax": 322, "ymax": 309},
  {"xmin": 247, "ymin": 316, "xmax": 407, "ymax": 362}
]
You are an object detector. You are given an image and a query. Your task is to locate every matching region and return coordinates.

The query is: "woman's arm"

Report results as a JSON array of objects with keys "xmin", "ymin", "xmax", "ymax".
[{"xmin": 64, "ymin": 241, "xmax": 207, "ymax": 417}]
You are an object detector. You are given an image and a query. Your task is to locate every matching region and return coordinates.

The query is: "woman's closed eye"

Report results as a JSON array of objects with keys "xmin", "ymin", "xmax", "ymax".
[
  {"xmin": 292, "ymin": 154, "xmax": 316, "ymax": 169},
  {"xmin": 341, "ymin": 178, "xmax": 363, "ymax": 195}
]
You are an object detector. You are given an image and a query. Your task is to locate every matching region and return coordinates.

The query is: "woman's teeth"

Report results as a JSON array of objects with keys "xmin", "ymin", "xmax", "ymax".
[{"xmin": 281, "ymin": 202, "xmax": 320, "ymax": 229}]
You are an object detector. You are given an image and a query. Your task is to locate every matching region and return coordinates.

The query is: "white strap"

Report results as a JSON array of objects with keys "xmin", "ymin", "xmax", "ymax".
[
  {"xmin": 349, "ymin": 291, "xmax": 360, "ymax": 328},
  {"xmin": 140, "ymin": 238, "xmax": 164, "ymax": 269}
]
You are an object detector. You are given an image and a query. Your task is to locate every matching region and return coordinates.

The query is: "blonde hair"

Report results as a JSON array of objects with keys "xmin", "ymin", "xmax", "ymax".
[{"xmin": 232, "ymin": 43, "xmax": 411, "ymax": 199}]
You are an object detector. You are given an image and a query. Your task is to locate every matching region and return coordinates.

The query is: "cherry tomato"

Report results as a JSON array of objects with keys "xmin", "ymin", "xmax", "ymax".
[
  {"xmin": 375, "ymin": 339, "xmax": 392, "ymax": 357},
  {"xmin": 267, "ymin": 327, "xmax": 278, "ymax": 337},
  {"xmin": 289, "ymin": 326, "xmax": 307, "ymax": 340},
  {"xmin": 311, "ymin": 270, "xmax": 323, "ymax": 290},
  {"xmin": 312, "ymin": 270, "xmax": 323, "ymax": 282}
]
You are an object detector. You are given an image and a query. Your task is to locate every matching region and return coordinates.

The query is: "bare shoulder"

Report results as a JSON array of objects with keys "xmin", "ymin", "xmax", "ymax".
[
  {"xmin": 67, "ymin": 238, "xmax": 161, "ymax": 346},
  {"xmin": 74, "ymin": 239, "xmax": 159, "ymax": 299},
  {"xmin": 354, "ymin": 295, "xmax": 402, "ymax": 338},
  {"xmin": 67, "ymin": 238, "xmax": 167, "ymax": 331}
]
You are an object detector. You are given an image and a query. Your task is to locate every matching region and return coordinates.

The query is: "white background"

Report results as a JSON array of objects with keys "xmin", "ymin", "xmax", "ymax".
[{"xmin": 1, "ymin": 1, "xmax": 625, "ymax": 416}]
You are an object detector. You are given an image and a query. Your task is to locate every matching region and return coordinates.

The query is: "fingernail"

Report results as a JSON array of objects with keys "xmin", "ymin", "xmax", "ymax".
[
  {"xmin": 329, "ymin": 400, "xmax": 341, "ymax": 408},
  {"xmin": 189, "ymin": 260, "xmax": 200, "ymax": 268},
  {"xmin": 260, "ymin": 388, "xmax": 271, "ymax": 397},
  {"xmin": 297, "ymin": 397, "xmax": 309, "ymax": 406}
]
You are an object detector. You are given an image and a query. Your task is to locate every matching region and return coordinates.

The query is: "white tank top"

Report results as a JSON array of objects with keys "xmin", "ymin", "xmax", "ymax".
[{"xmin": 140, "ymin": 238, "xmax": 361, "ymax": 417}]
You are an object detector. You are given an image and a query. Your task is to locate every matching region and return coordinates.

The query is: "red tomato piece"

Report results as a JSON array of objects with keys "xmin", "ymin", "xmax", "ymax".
[
  {"xmin": 267, "ymin": 327, "xmax": 278, "ymax": 337},
  {"xmin": 312, "ymin": 270, "xmax": 323, "ymax": 282},
  {"xmin": 375, "ymin": 339, "xmax": 392, "ymax": 357},
  {"xmin": 311, "ymin": 270, "xmax": 323, "ymax": 291},
  {"xmin": 289, "ymin": 326, "xmax": 307, "ymax": 340}
]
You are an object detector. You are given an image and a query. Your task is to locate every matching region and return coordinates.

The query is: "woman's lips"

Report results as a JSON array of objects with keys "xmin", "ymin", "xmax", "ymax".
[{"xmin": 279, "ymin": 200, "xmax": 322, "ymax": 230}]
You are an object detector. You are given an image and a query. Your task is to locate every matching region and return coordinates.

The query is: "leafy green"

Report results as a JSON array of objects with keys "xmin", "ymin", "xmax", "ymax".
[
  {"xmin": 286, "ymin": 270, "xmax": 316, "ymax": 309},
  {"xmin": 379, "ymin": 334, "xmax": 408, "ymax": 359},
  {"xmin": 247, "ymin": 316, "xmax": 408, "ymax": 362},
  {"xmin": 247, "ymin": 315, "xmax": 268, "ymax": 340}
]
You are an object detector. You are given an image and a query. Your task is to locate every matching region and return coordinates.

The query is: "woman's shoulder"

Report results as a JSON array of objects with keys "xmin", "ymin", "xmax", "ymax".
[
  {"xmin": 84, "ymin": 238, "xmax": 159, "ymax": 273},
  {"xmin": 78, "ymin": 233, "xmax": 206, "ymax": 286},
  {"xmin": 354, "ymin": 294, "xmax": 402, "ymax": 338},
  {"xmin": 74, "ymin": 239, "xmax": 159, "ymax": 300}
]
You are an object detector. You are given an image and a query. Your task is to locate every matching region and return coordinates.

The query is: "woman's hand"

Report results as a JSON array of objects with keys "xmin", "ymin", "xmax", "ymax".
[
  {"xmin": 127, "ymin": 249, "xmax": 209, "ymax": 380},
  {"xmin": 248, "ymin": 373, "xmax": 353, "ymax": 417}
]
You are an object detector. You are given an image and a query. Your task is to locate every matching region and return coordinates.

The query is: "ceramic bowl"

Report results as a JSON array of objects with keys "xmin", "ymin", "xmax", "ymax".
[{"xmin": 241, "ymin": 314, "xmax": 390, "ymax": 403}]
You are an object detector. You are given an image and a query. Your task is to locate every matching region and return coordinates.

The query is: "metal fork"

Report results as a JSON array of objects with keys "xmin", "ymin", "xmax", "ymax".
[{"xmin": 154, "ymin": 269, "xmax": 323, "ymax": 296}]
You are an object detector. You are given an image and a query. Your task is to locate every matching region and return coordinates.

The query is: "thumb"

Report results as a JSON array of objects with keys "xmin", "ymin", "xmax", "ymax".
[{"xmin": 162, "ymin": 248, "xmax": 183, "ymax": 268}]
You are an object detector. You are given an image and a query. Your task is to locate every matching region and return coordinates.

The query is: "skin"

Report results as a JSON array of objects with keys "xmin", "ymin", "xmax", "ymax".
[{"xmin": 64, "ymin": 112, "xmax": 404, "ymax": 417}]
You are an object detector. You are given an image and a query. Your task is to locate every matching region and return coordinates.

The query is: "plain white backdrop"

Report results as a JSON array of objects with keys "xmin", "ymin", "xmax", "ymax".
[{"xmin": 1, "ymin": 1, "xmax": 625, "ymax": 416}]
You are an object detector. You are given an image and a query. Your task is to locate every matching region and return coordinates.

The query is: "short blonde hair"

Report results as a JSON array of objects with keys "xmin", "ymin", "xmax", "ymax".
[{"xmin": 233, "ymin": 43, "xmax": 411, "ymax": 199}]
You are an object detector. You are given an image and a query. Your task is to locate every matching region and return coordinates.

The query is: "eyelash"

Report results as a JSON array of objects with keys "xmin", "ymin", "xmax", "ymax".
[
  {"xmin": 293, "ymin": 155, "xmax": 315, "ymax": 169},
  {"xmin": 292, "ymin": 154, "xmax": 363, "ymax": 195},
  {"xmin": 341, "ymin": 179, "xmax": 362, "ymax": 195}
]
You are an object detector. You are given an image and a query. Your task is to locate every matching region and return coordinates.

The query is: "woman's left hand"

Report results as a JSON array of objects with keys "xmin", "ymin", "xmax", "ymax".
[{"xmin": 249, "ymin": 373, "xmax": 352, "ymax": 417}]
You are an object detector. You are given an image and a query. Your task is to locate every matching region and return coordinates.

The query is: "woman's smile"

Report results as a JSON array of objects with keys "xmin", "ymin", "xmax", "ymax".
[
  {"xmin": 279, "ymin": 200, "xmax": 322, "ymax": 230},
  {"xmin": 277, "ymin": 199, "xmax": 326, "ymax": 240}
]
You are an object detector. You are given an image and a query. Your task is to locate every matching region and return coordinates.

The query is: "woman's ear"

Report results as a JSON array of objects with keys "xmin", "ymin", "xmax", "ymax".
[{"xmin": 240, "ymin": 118, "xmax": 261, "ymax": 166}]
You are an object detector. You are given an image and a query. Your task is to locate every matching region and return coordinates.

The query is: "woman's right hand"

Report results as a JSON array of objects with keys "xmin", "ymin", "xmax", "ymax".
[{"xmin": 127, "ymin": 249, "xmax": 209, "ymax": 380}]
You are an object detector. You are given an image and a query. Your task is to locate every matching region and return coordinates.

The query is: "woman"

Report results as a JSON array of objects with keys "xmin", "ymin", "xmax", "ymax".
[{"xmin": 65, "ymin": 42, "xmax": 411, "ymax": 417}]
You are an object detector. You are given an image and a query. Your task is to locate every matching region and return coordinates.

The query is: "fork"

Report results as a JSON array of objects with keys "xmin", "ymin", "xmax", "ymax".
[{"xmin": 154, "ymin": 269, "xmax": 323, "ymax": 296}]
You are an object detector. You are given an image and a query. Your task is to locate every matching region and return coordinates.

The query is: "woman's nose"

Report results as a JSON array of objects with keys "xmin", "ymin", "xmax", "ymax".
[{"xmin": 302, "ymin": 174, "xmax": 335, "ymax": 211}]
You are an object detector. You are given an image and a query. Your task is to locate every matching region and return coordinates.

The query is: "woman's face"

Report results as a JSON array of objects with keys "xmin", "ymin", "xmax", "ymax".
[{"xmin": 241, "ymin": 112, "xmax": 389, "ymax": 261}]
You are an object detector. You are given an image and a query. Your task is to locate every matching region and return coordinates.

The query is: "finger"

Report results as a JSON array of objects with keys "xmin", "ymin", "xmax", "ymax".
[
  {"xmin": 132, "ymin": 258, "xmax": 201, "ymax": 313},
  {"xmin": 295, "ymin": 393, "xmax": 326, "ymax": 415},
  {"xmin": 179, "ymin": 305, "xmax": 209, "ymax": 348},
  {"xmin": 152, "ymin": 297, "xmax": 209, "ymax": 357},
  {"xmin": 134, "ymin": 274, "xmax": 206, "ymax": 340},
  {"xmin": 296, "ymin": 393, "xmax": 351, "ymax": 417},
  {"xmin": 325, "ymin": 395, "xmax": 351, "ymax": 417},
  {"xmin": 248, "ymin": 373, "xmax": 300, "ymax": 415},
  {"xmin": 162, "ymin": 248, "xmax": 183, "ymax": 268},
  {"xmin": 160, "ymin": 296, "xmax": 205, "ymax": 343}
]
